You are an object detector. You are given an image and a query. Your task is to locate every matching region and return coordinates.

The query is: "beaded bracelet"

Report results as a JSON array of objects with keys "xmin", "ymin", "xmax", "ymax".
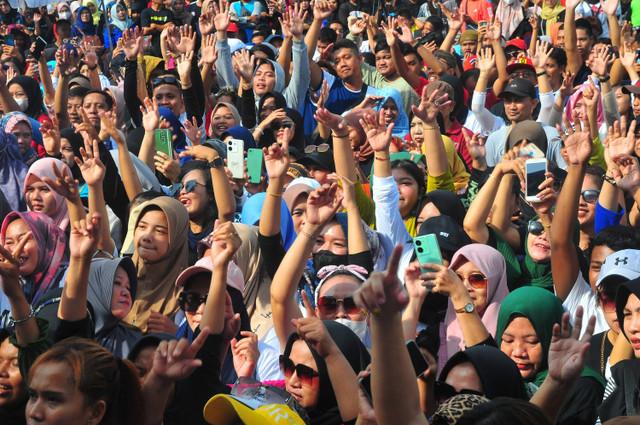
[{"xmin": 10, "ymin": 306, "xmax": 34, "ymax": 326}]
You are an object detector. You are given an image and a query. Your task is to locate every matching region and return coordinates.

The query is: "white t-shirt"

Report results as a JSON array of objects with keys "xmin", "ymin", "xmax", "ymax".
[{"xmin": 561, "ymin": 272, "xmax": 608, "ymax": 337}]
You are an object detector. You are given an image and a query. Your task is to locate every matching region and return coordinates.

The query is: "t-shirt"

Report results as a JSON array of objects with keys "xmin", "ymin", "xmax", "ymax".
[
  {"xmin": 561, "ymin": 272, "xmax": 608, "ymax": 336},
  {"xmin": 361, "ymin": 62, "xmax": 420, "ymax": 116},
  {"xmin": 141, "ymin": 8, "xmax": 175, "ymax": 57}
]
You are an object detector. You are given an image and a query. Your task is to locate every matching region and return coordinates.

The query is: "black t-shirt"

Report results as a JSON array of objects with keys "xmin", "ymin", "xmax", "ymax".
[
  {"xmin": 186, "ymin": 2, "xmax": 201, "ymax": 22},
  {"xmin": 140, "ymin": 7, "xmax": 175, "ymax": 57},
  {"xmin": 586, "ymin": 330, "xmax": 614, "ymax": 379}
]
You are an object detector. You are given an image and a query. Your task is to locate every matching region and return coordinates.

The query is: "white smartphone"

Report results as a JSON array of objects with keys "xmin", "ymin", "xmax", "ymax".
[
  {"xmin": 227, "ymin": 139, "xmax": 245, "ymax": 179},
  {"xmin": 519, "ymin": 142, "xmax": 545, "ymax": 159},
  {"xmin": 525, "ymin": 158, "xmax": 548, "ymax": 203}
]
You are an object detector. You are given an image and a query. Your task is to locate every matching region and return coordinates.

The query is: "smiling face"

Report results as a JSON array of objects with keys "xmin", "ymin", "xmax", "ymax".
[
  {"xmin": 254, "ymin": 63, "xmax": 277, "ymax": 96},
  {"xmin": 25, "ymin": 177, "xmax": 57, "ymax": 217},
  {"xmin": 500, "ymin": 316, "xmax": 544, "ymax": 381},
  {"xmin": 379, "ymin": 98, "xmax": 399, "ymax": 127},
  {"xmin": 210, "ymin": 106, "xmax": 236, "ymax": 138},
  {"xmin": 526, "ymin": 221, "xmax": 551, "ymax": 263},
  {"xmin": 392, "ymin": 168, "xmax": 420, "ymax": 219},
  {"xmin": 503, "ymin": 95, "xmax": 537, "ymax": 123},
  {"xmin": 3, "ymin": 219, "xmax": 38, "ymax": 276},
  {"xmin": 285, "ymin": 340, "xmax": 320, "ymax": 408},
  {"xmin": 178, "ymin": 170, "xmax": 211, "ymax": 220},
  {"xmin": 110, "ymin": 266, "xmax": 132, "ymax": 320},
  {"xmin": 134, "ymin": 209, "xmax": 170, "ymax": 263},
  {"xmin": 0, "ymin": 339, "xmax": 26, "ymax": 408},
  {"xmin": 333, "ymin": 47, "xmax": 361, "ymax": 82},
  {"xmin": 624, "ymin": 293, "xmax": 640, "ymax": 357},
  {"xmin": 454, "ymin": 260, "xmax": 488, "ymax": 314},
  {"xmin": 578, "ymin": 175, "xmax": 599, "ymax": 229}
]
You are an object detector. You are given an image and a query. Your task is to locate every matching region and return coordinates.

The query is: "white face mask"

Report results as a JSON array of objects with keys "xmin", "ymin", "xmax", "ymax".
[
  {"xmin": 334, "ymin": 317, "xmax": 368, "ymax": 340},
  {"xmin": 59, "ymin": 11, "xmax": 71, "ymax": 20},
  {"xmin": 14, "ymin": 97, "xmax": 28, "ymax": 112}
]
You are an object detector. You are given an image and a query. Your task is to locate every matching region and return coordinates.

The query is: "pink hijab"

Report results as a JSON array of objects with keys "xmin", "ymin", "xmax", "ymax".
[
  {"xmin": 438, "ymin": 244, "xmax": 510, "ymax": 368},
  {"xmin": 565, "ymin": 84, "xmax": 605, "ymax": 129},
  {"xmin": 24, "ymin": 158, "xmax": 72, "ymax": 230}
]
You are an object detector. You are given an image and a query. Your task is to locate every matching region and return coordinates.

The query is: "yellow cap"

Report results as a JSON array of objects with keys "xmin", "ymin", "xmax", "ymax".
[{"xmin": 203, "ymin": 395, "xmax": 307, "ymax": 425}]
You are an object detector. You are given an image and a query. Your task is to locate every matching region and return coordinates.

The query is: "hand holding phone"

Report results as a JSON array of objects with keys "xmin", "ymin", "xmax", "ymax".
[
  {"xmin": 525, "ymin": 158, "xmax": 547, "ymax": 202},
  {"xmin": 413, "ymin": 234, "xmax": 443, "ymax": 274},
  {"xmin": 227, "ymin": 139, "xmax": 245, "ymax": 179}
]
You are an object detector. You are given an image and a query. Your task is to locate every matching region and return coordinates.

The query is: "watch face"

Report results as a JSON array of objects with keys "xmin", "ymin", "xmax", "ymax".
[{"xmin": 465, "ymin": 303, "xmax": 474, "ymax": 313}]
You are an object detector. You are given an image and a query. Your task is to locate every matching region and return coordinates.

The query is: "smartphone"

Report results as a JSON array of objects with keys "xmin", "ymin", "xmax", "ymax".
[
  {"xmin": 32, "ymin": 36, "xmax": 47, "ymax": 60},
  {"xmin": 154, "ymin": 129, "xmax": 173, "ymax": 158},
  {"xmin": 413, "ymin": 234, "xmax": 443, "ymax": 274},
  {"xmin": 246, "ymin": 148, "xmax": 264, "ymax": 184},
  {"xmin": 525, "ymin": 158, "xmax": 547, "ymax": 203},
  {"xmin": 608, "ymin": 45, "xmax": 620, "ymax": 59},
  {"xmin": 406, "ymin": 340, "xmax": 430, "ymax": 378},
  {"xmin": 359, "ymin": 374, "xmax": 373, "ymax": 405},
  {"xmin": 479, "ymin": 20, "xmax": 488, "ymax": 27},
  {"xmin": 227, "ymin": 138, "xmax": 245, "ymax": 179},
  {"xmin": 519, "ymin": 142, "xmax": 545, "ymax": 159},
  {"xmin": 4, "ymin": 34, "xmax": 13, "ymax": 46}
]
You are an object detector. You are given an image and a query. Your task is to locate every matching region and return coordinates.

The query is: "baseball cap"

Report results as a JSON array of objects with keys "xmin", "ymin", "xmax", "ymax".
[
  {"xmin": 505, "ymin": 38, "xmax": 527, "ymax": 51},
  {"xmin": 498, "ymin": 78, "xmax": 537, "ymax": 99},
  {"xmin": 506, "ymin": 57, "xmax": 536, "ymax": 75},
  {"xmin": 283, "ymin": 182, "xmax": 314, "ymax": 212},
  {"xmin": 595, "ymin": 249, "xmax": 640, "ymax": 288},
  {"xmin": 286, "ymin": 163, "xmax": 309, "ymax": 180},
  {"xmin": 203, "ymin": 394, "xmax": 308, "ymax": 425},
  {"xmin": 176, "ymin": 255, "xmax": 245, "ymax": 293},
  {"xmin": 622, "ymin": 84, "xmax": 640, "ymax": 96},
  {"xmin": 417, "ymin": 215, "xmax": 471, "ymax": 256}
]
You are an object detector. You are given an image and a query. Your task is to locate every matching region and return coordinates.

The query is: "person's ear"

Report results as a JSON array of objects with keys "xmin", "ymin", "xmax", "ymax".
[
  {"xmin": 87, "ymin": 400, "xmax": 107, "ymax": 425},
  {"xmin": 531, "ymin": 98, "xmax": 539, "ymax": 110}
]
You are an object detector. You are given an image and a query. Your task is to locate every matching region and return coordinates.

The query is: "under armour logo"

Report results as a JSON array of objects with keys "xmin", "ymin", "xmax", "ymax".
[{"xmin": 615, "ymin": 257, "xmax": 629, "ymax": 266}]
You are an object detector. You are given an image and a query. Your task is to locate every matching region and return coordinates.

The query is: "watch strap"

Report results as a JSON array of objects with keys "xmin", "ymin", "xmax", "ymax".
[{"xmin": 208, "ymin": 156, "xmax": 224, "ymax": 168}]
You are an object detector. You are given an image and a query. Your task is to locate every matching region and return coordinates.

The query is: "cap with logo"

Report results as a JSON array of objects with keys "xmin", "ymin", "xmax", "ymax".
[
  {"xmin": 595, "ymin": 249, "xmax": 640, "ymax": 288},
  {"xmin": 498, "ymin": 78, "xmax": 537, "ymax": 99},
  {"xmin": 505, "ymin": 38, "xmax": 527, "ymax": 51},
  {"xmin": 506, "ymin": 57, "xmax": 536, "ymax": 75}
]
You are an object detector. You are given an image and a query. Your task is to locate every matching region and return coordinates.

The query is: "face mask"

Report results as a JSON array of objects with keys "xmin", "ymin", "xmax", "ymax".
[
  {"xmin": 59, "ymin": 11, "xmax": 71, "ymax": 20},
  {"xmin": 14, "ymin": 97, "xmax": 28, "ymax": 112},
  {"xmin": 312, "ymin": 250, "xmax": 348, "ymax": 273},
  {"xmin": 334, "ymin": 317, "xmax": 368, "ymax": 340}
]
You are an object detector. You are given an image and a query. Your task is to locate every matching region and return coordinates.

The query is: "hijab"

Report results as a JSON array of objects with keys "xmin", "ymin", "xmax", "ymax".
[
  {"xmin": 495, "ymin": 0, "xmax": 523, "ymax": 40},
  {"xmin": 240, "ymin": 192, "xmax": 296, "ymax": 250},
  {"xmin": 109, "ymin": 3, "xmax": 131, "ymax": 32},
  {"xmin": 550, "ymin": 22, "xmax": 564, "ymax": 46},
  {"xmin": 172, "ymin": 0, "xmax": 192, "ymax": 25},
  {"xmin": 439, "ymin": 345, "xmax": 527, "ymax": 400},
  {"xmin": 60, "ymin": 127, "xmax": 85, "ymax": 181},
  {"xmin": 258, "ymin": 91, "xmax": 287, "ymax": 121},
  {"xmin": 122, "ymin": 197, "xmax": 189, "ymax": 332},
  {"xmin": 440, "ymin": 75, "xmax": 468, "ymax": 125},
  {"xmin": 540, "ymin": 0, "xmax": 565, "ymax": 35},
  {"xmin": 104, "ymin": 85, "xmax": 131, "ymax": 134},
  {"xmin": 222, "ymin": 126, "xmax": 256, "ymax": 150},
  {"xmin": 439, "ymin": 244, "xmax": 510, "ymax": 367},
  {"xmin": 259, "ymin": 107, "xmax": 306, "ymax": 153},
  {"xmin": 72, "ymin": 6, "xmax": 97, "ymax": 36},
  {"xmin": 0, "ymin": 211, "xmax": 69, "ymax": 305},
  {"xmin": 7, "ymin": 77, "xmax": 45, "ymax": 119},
  {"xmin": 0, "ymin": 128, "xmax": 28, "ymax": 211},
  {"xmin": 421, "ymin": 190, "xmax": 466, "ymax": 227},
  {"xmin": 566, "ymin": 84, "xmax": 605, "ymax": 129},
  {"xmin": 374, "ymin": 87, "xmax": 410, "ymax": 138},
  {"xmin": 209, "ymin": 102, "xmax": 241, "ymax": 139},
  {"xmin": 87, "ymin": 257, "xmax": 142, "ymax": 358},
  {"xmin": 252, "ymin": 59, "xmax": 286, "ymax": 99},
  {"xmin": 0, "ymin": 111, "xmax": 37, "ymax": 165},
  {"xmin": 283, "ymin": 321, "xmax": 371, "ymax": 425},
  {"xmin": 158, "ymin": 107, "xmax": 187, "ymax": 154},
  {"xmin": 496, "ymin": 286, "xmax": 604, "ymax": 390},
  {"xmin": 23, "ymin": 158, "xmax": 71, "ymax": 230},
  {"xmin": 616, "ymin": 277, "xmax": 640, "ymax": 342},
  {"xmin": 83, "ymin": 0, "xmax": 102, "ymax": 25}
]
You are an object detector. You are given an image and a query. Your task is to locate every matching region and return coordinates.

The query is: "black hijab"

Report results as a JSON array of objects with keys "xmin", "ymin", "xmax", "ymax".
[
  {"xmin": 60, "ymin": 127, "xmax": 84, "ymax": 181},
  {"xmin": 8, "ymin": 76, "xmax": 45, "ymax": 119},
  {"xmin": 421, "ymin": 190, "xmax": 466, "ymax": 227},
  {"xmin": 259, "ymin": 107, "xmax": 306, "ymax": 155},
  {"xmin": 283, "ymin": 321, "xmax": 371, "ymax": 425},
  {"xmin": 257, "ymin": 91, "xmax": 287, "ymax": 118},
  {"xmin": 439, "ymin": 345, "xmax": 527, "ymax": 400},
  {"xmin": 616, "ymin": 277, "xmax": 640, "ymax": 341},
  {"xmin": 439, "ymin": 75, "xmax": 468, "ymax": 126}
]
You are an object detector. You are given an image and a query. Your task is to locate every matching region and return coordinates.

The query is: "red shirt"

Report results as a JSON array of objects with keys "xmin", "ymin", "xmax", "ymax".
[{"xmin": 445, "ymin": 119, "xmax": 472, "ymax": 169}]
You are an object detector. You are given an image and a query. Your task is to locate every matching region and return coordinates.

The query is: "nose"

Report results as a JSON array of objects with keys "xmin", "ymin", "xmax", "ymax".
[
  {"xmin": 511, "ymin": 341, "xmax": 527, "ymax": 358},
  {"xmin": 196, "ymin": 302, "xmax": 205, "ymax": 315},
  {"xmin": 0, "ymin": 360, "xmax": 9, "ymax": 377},
  {"xmin": 27, "ymin": 397, "xmax": 44, "ymax": 421},
  {"xmin": 335, "ymin": 302, "xmax": 348, "ymax": 319}
]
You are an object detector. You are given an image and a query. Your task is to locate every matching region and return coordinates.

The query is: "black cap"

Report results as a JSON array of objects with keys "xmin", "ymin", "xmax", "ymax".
[
  {"xmin": 418, "ymin": 215, "xmax": 471, "ymax": 256},
  {"xmin": 498, "ymin": 78, "xmax": 537, "ymax": 99},
  {"xmin": 297, "ymin": 149, "xmax": 336, "ymax": 172}
]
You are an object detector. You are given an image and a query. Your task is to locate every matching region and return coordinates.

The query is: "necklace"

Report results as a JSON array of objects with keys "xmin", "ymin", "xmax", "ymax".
[{"xmin": 600, "ymin": 330, "xmax": 608, "ymax": 375}]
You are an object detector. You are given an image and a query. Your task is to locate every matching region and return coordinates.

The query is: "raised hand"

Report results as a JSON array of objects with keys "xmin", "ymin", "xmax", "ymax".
[
  {"xmin": 264, "ymin": 138, "xmax": 290, "ymax": 180},
  {"xmin": 279, "ymin": 3, "xmax": 306, "ymax": 40},
  {"xmin": 98, "ymin": 109, "xmax": 120, "ymax": 141},
  {"xmin": 612, "ymin": 155, "xmax": 640, "ymax": 194},
  {"xmin": 231, "ymin": 331, "xmax": 260, "ymax": 378},
  {"xmin": 152, "ymin": 328, "xmax": 210, "ymax": 381},
  {"xmin": 313, "ymin": 0, "xmax": 333, "ymax": 21},
  {"xmin": 75, "ymin": 138, "xmax": 106, "ymax": 187},
  {"xmin": 602, "ymin": 0, "xmax": 619, "ymax": 15},
  {"xmin": 465, "ymin": 131, "xmax": 486, "ymax": 162},
  {"xmin": 294, "ymin": 316, "xmax": 340, "ymax": 358},
  {"xmin": 403, "ymin": 261, "xmax": 429, "ymax": 301},
  {"xmin": 334, "ymin": 173, "xmax": 357, "ymax": 210},
  {"xmin": 412, "ymin": 86, "xmax": 450, "ymax": 125},
  {"xmin": 620, "ymin": 42, "xmax": 638, "ymax": 69},
  {"xmin": 121, "ymin": 27, "xmax": 147, "ymax": 60},
  {"xmin": 354, "ymin": 244, "xmax": 408, "ymax": 316},
  {"xmin": 558, "ymin": 71, "xmax": 576, "ymax": 99},
  {"xmin": 305, "ymin": 183, "xmax": 343, "ymax": 226},
  {"xmin": 55, "ymin": 46, "xmax": 77, "ymax": 76},
  {"xmin": 177, "ymin": 24, "xmax": 196, "ymax": 54},
  {"xmin": 605, "ymin": 118, "xmax": 636, "ymax": 166},
  {"xmin": 212, "ymin": 0, "xmax": 231, "ymax": 33},
  {"xmin": 74, "ymin": 108, "xmax": 100, "ymax": 142},
  {"xmin": 232, "ymin": 49, "xmax": 255, "ymax": 83},
  {"xmin": 529, "ymin": 172, "xmax": 557, "ymax": 215},
  {"xmin": 547, "ymin": 307, "xmax": 595, "ymax": 385},
  {"xmin": 532, "ymin": 40, "xmax": 553, "ymax": 70},
  {"xmin": 40, "ymin": 161, "xmax": 80, "ymax": 201},
  {"xmin": 347, "ymin": 16, "xmax": 366, "ymax": 37},
  {"xmin": 199, "ymin": 12, "xmax": 215, "ymax": 35},
  {"xmin": 476, "ymin": 47, "xmax": 495, "ymax": 74},
  {"xmin": 447, "ymin": 7, "xmax": 464, "ymax": 32},
  {"xmin": 590, "ymin": 46, "xmax": 612, "ymax": 77},
  {"xmin": 176, "ymin": 51, "xmax": 193, "ymax": 80},
  {"xmin": 485, "ymin": 17, "xmax": 502, "ymax": 42},
  {"xmin": 81, "ymin": 41, "xmax": 98, "ymax": 70},
  {"xmin": 140, "ymin": 97, "xmax": 160, "ymax": 132},
  {"xmin": 360, "ymin": 111, "xmax": 393, "ymax": 152},
  {"xmin": 181, "ymin": 116, "xmax": 202, "ymax": 145},
  {"xmin": 314, "ymin": 107, "xmax": 348, "ymax": 134},
  {"xmin": 201, "ymin": 33, "xmax": 218, "ymax": 66},
  {"xmin": 209, "ymin": 221, "xmax": 242, "ymax": 269},
  {"xmin": 40, "ymin": 116, "xmax": 61, "ymax": 156},
  {"xmin": 581, "ymin": 77, "xmax": 600, "ymax": 110},
  {"xmin": 154, "ymin": 151, "xmax": 181, "ymax": 182},
  {"xmin": 0, "ymin": 232, "xmax": 32, "ymax": 294},
  {"xmin": 381, "ymin": 17, "xmax": 399, "ymax": 47},
  {"xmin": 68, "ymin": 213, "xmax": 102, "ymax": 260},
  {"xmin": 557, "ymin": 111, "xmax": 592, "ymax": 166},
  {"xmin": 529, "ymin": 14, "xmax": 538, "ymax": 31}
]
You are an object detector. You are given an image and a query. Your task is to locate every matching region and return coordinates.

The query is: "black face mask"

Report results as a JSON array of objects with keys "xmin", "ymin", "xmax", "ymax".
[{"xmin": 312, "ymin": 250, "xmax": 348, "ymax": 272}]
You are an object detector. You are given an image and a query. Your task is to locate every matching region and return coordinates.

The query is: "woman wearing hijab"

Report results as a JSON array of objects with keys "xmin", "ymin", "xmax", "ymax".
[
  {"xmin": 240, "ymin": 192, "xmax": 297, "ymax": 251},
  {"xmin": 87, "ymin": 257, "xmax": 142, "ymax": 358},
  {"xmin": 209, "ymin": 102, "xmax": 241, "ymax": 140},
  {"xmin": 7, "ymin": 77, "xmax": 48, "ymax": 122},
  {"xmin": 104, "ymin": 3, "xmax": 131, "ymax": 49},
  {"xmin": 72, "ymin": 5, "xmax": 97, "ymax": 38},
  {"xmin": 83, "ymin": 0, "xmax": 103, "ymax": 26},
  {"xmin": 496, "ymin": 286, "xmax": 605, "ymax": 425},
  {"xmin": 121, "ymin": 197, "xmax": 189, "ymax": 333},
  {"xmin": 0, "ymin": 211, "xmax": 69, "ymax": 305},
  {"xmin": 0, "ymin": 128, "xmax": 28, "ymax": 211},
  {"xmin": 539, "ymin": 0, "xmax": 565, "ymax": 36},
  {"xmin": 415, "ymin": 189, "xmax": 466, "ymax": 230},
  {"xmin": 23, "ymin": 158, "xmax": 71, "ymax": 230},
  {"xmin": 247, "ymin": 91, "xmax": 287, "ymax": 140},
  {"xmin": 258, "ymin": 107, "xmax": 306, "ymax": 154},
  {"xmin": 374, "ymin": 87, "xmax": 410, "ymax": 139},
  {"xmin": 171, "ymin": 0, "xmax": 192, "ymax": 25},
  {"xmin": 0, "ymin": 112, "xmax": 38, "ymax": 166}
]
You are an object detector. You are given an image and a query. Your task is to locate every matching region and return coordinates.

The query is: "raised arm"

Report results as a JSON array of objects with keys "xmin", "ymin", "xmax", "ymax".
[
  {"xmin": 440, "ymin": 7, "xmax": 463, "ymax": 54},
  {"xmin": 53, "ymin": 47, "xmax": 75, "ymax": 129},
  {"xmin": 472, "ymin": 48, "xmax": 500, "ymax": 132},
  {"xmin": 603, "ymin": 0, "xmax": 620, "ymax": 49},
  {"xmin": 38, "ymin": 151, "xmax": 86, "ymax": 225},
  {"xmin": 304, "ymin": 0, "xmax": 333, "ymax": 90},
  {"xmin": 564, "ymin": 0, "xmax": 584, "ymax": 75},
  {"xmin": 412, "ymin": 87, "xmax": 449, "ymax": 178},
  {"xmin": 381, "ymin": 18, "xmax": 422, "ymax": 89},
  {"xmin": 551, "ymin": 112, "xmax": 592, "ymax": 301},
  {"xmin": 37, "ymin": 47, "xmax": 55, "ymax": 107},
  {"xmin": 260, "ymin": 134, "xmax": 291, "ymax": 238},
  {"xmin": 138, "ymin": 97, "xmax": 161, "ymax": 172},
  {"xmin": 487, "ymin": 19, "xmax": 510, "ymax": 97},
  {"xmin": 0, "ymin": 67, "xmax": 21, "ymax": 113}
]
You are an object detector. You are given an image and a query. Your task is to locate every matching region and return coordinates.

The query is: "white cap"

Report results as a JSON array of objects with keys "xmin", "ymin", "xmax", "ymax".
[{"xmin": 595, "ymin": 249, "xmax": 640, "ymax": 287}]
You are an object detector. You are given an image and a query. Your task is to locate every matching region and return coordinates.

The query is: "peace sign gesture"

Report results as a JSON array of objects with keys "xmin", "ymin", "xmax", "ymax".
[{"xmin": 0, "ymin": 231, "xmax": 32, "ymax": 298}]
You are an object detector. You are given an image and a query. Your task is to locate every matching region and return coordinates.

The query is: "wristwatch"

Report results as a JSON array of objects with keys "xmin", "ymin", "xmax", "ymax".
[
  {"xmin": 208, "ymin": 156, "xmax": 224, "ymax": 168},
  {"xmin": 455, "ymin": 302, "xmax": 475, "ymax": 314}
]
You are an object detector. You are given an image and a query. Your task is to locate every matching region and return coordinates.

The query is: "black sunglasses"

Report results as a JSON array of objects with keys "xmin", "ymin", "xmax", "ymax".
[
  {"xmin": 581, "ymin": 189, "xmax": 600, "ymax": 204},
  {"xmin": 169, "ymin": 179, "xmax": 205, "ymax": 197},
  {"xmin": 528, "ymin": 220, "xmax": 546, "ymax": 236},
  {"xmin": 279, "ymin": 355, "xmax": 319, "ymax": 383},
  {"xmin": 178, "ymin": 291, "xmax": 207, "ymax": 312},
  {"xmin": 433, "ymin": 381, "xmax": 484, "ymax": 404},
  {"xmin": 270, "ymin": 121, "xmax": 295, "ymax": 132},
  {"xmin": 152, "ymin": 75, "xmax": 180, "ymax": 88}
]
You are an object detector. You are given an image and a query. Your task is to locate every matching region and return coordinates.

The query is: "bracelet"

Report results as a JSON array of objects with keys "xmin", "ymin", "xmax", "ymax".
[
  {"xmin": 599, "ymin": 74, "xmax": 610, "ymax": 83},
  {"xmin": 375, "ymin": 156, "xmax": 389, "ymax": 161},
  {"xmin": 603, "ymin": 174, "xmax": 617, "ymax": 186},
  {"xmin": 242, "ymin": 82, "xmax": 252, "ymax": 90},
  {"xmin": 536, "ymin": 70, "xmax": 547, "ymax": 77},
  {"xmin": 266, "ymin": 190, "xmax": 282, "ymax": 198},
  {"xmin": 255, "ymin": 127, "xmax": 264, "ymax": 135},
  {"xmin": 422, "ymin": 125, "xmax": 439, "ymax": 131},
  {"xmin": 299, "ymin": 229, "xmax": 315, "ymax": 240},
  {"xmin": 333, "ymin": 132, "xmax": 349, "ymax": 138},
  {"xmin": 10, "ymin": 306, "xmax": 34, "ymax": 325},
  {"xmin": 488, "ymin": 173, "xmax": 500, "ymax": 181},
  {"xmin": 89, "ymin": 64, "xmax": 98, "ymax": 71}
]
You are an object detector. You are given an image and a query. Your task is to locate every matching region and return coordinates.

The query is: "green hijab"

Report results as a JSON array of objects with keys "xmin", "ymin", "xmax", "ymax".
[{"xmin": 496, "ymin": 287, "xmax": 605, "ymax": 392}]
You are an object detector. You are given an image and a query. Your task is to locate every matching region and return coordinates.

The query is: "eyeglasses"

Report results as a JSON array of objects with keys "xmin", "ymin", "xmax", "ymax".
[
  {"xmin": 279, "ymin": 355, "xmax": 319, "ymax": 384},
  {"xmin": 455, "ymin": 273, "xmax": 487, "ymax": 289},
  {"xmin": 317, "ymin": 295, "xmax": 361, "ymax": 316},
  {"xmin": 270, "ymin": 121, "xmax": 295, "ymax": 132},
  {"xmin": 581, "ymin": 189, "xmax": 600, "ymax": 204},
  {"xmin": 433, "ymin": 381, "xmax": 484, "ymax": 404},
  {"xmin": 510, "ymin": 71, "xmax": 535, "ymax": 79},
  {"xmin": 178, "ymin": 291, "xmax": 207, "ymax": 312},
  {"xmin": 528, "ymin": 220, "xmax": 546, "ymax": 236},
  {"xmin": 597, "ymin": 287, "xmax": 616, "ymax": 313},
  {"xmin": 152, "ymin": 75, "xmax": 180, "ymax": 88},
  {"xmin": 169, "ymin": 179, "xmax": 206, "ymax": 197},
  {"xmin": 304, "ymin": 143, "xmax": 330, "ymax": 154},
  {"xmin": 506, "ymin": 50, "xmax": 522, "ymax": 60}
]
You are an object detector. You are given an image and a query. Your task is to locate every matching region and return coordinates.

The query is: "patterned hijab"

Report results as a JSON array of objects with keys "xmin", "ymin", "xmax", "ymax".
[
  {"xmin": 0, "ymin": 128, "xmax": 28, "ymax": 211},
  {"xmin": 24, "ymin": 158, "xmax": 72, "ymax": 230}
]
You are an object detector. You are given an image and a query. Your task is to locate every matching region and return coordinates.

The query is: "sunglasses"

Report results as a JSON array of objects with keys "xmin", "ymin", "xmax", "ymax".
[
  {"xmin": 178, "ymin": 291, "xmax": 207, "ymax": 312},
  {"xmin": 152, "ymin": 75, "xmax": 180, "ymax": 88},
  {"xmin": 279, "ymin": 355, "xmax": 319, "ymax": 384},
  {"xmin": 597, "ymin": 288, "xmax": 616, "ymax": 313},
  {"xmin": 528, "ymin": 220, "xmax": 546, "ymax": 236},
  {"xmin": 169, "ymin": 179, "xmax": 205, "ymax": 197},
  {"xmin": 270, "ymin": 121, "xmax": 295, "ymax": 132},
  {"xmin": 455, "ymin": 273, "xmax": 487, "ymax": 289},
  {"xmin": 581, "ymin": 189, "xmax": 600, "ymax": 204},
  {"xmin": 511, "ymin": 71, "xmax": 535, "ymax": 79},
  {"xmin": 317, "ymin": 295, "xmax": 360, "ymax": 316},
  {"xmin": 304, "ymin": 143, "xmax": 330, "ymax": 154},
  {"xmin": 433, "ymin": 381, "xmax": 484, "ymax": 404},
  {"xmin": 506, "ymin": 50, "xmax": 521, "ymax": 59}
]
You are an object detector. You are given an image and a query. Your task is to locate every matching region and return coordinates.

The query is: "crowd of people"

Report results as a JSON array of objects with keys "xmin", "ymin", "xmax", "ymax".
[{"xmin": 2, "ymin": 0, "xmax": 640, "ymax": 423}]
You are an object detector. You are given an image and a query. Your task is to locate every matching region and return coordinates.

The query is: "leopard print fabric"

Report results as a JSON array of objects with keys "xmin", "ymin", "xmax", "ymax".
[{"xmin": 431, "ymin": 394, "xmax": 491, "ymax": 425}]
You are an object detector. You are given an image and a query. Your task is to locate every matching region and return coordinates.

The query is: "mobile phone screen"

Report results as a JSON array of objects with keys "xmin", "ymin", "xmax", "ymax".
[{"xmin": 526, "ymin": 161, "xmax": 546, "ymax": 199}]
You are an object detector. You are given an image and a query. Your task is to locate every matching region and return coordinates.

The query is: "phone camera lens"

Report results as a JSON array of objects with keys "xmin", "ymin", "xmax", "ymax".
[
  {"xmin": 228, "ymin": 146, "xmax": 232, "ymax": 151},
  {"xmin": 417, "ymin": 247, "xmax": 423, "ymax": 253}
]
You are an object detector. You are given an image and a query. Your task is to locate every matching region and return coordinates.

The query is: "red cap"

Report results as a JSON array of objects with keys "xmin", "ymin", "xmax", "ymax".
[
  {"xmin": 505, "ymin": 38, "xmax": 527, "ymax": 51},
  {"xmin": 506, "ymin": 57, "xmax": 536, "ymax": 74},
  {"xmin": 227, "ymin": 22, "xmax": 239, "ymax": 32}
]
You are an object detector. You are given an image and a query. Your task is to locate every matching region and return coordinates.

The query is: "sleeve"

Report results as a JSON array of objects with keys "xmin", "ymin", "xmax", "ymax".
[
  {"xmin": 100, "ymin": 144, "xmax": 131, "ymax": 223},
  {"xmin": 426, "ymin": 169, "xmax": 455, "ymax": 193},
  {"xmin": 241, "ymin": 85, "xmax": 257, "ymax": 129},
  {"xmin": 355, "ymin": 180, "xmax": 375, "ymax": 227},
  {"xmin": 214, "ymin": 38, "xmax": 239, "ymax": 88},
  {"xmin": 283, "ymin": 39, "xmax": 311, "ymax": 112},
  {"xmin": 53, "ymin": 317, "xmax": 94, "ymax": 342},
  {"xmin": 372, "ymin": 175, "xmax": 413, "ymax": 247},
  {"xmin": 140, "ymin": 9, "xmax": 151, "ymax": 28},
  {"xmin": 602, "ymin": 89, "xmax": 621, "ymax": 128},
  {"xmin": 471, "ymin": 90, "xmax": 503, "ymax": 134},
  {"xmin": 360, "ymin": 61, "xmax": 384, "ymax": 87},
  {"xmin": 589, "ymin": 135, "xmax": 607, "ymax": 170},
  {"xmin": 257, "ymin": 232, "xmax": 286, "ymax": 279},
  {"xmin": 123, "ymin": 59, "xmax": 143, "ymax": 127},
  {"xmin": 536, "ymin": 90, "xmax": 554, "ymax": 125},
  {"xmin": 11, "ymin": 317, "xmax": 53, "ymax": 382},
  {"xmin": 466, "ymin": 334, "xmax": 497, "ymax": 349},
  {"xmin": 183, "ymin": 85, "xmax": 203, "ymax": 127},
  {"xmin": 595, "ymin": 201, "xmax": 625, "ymax": 233}
]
